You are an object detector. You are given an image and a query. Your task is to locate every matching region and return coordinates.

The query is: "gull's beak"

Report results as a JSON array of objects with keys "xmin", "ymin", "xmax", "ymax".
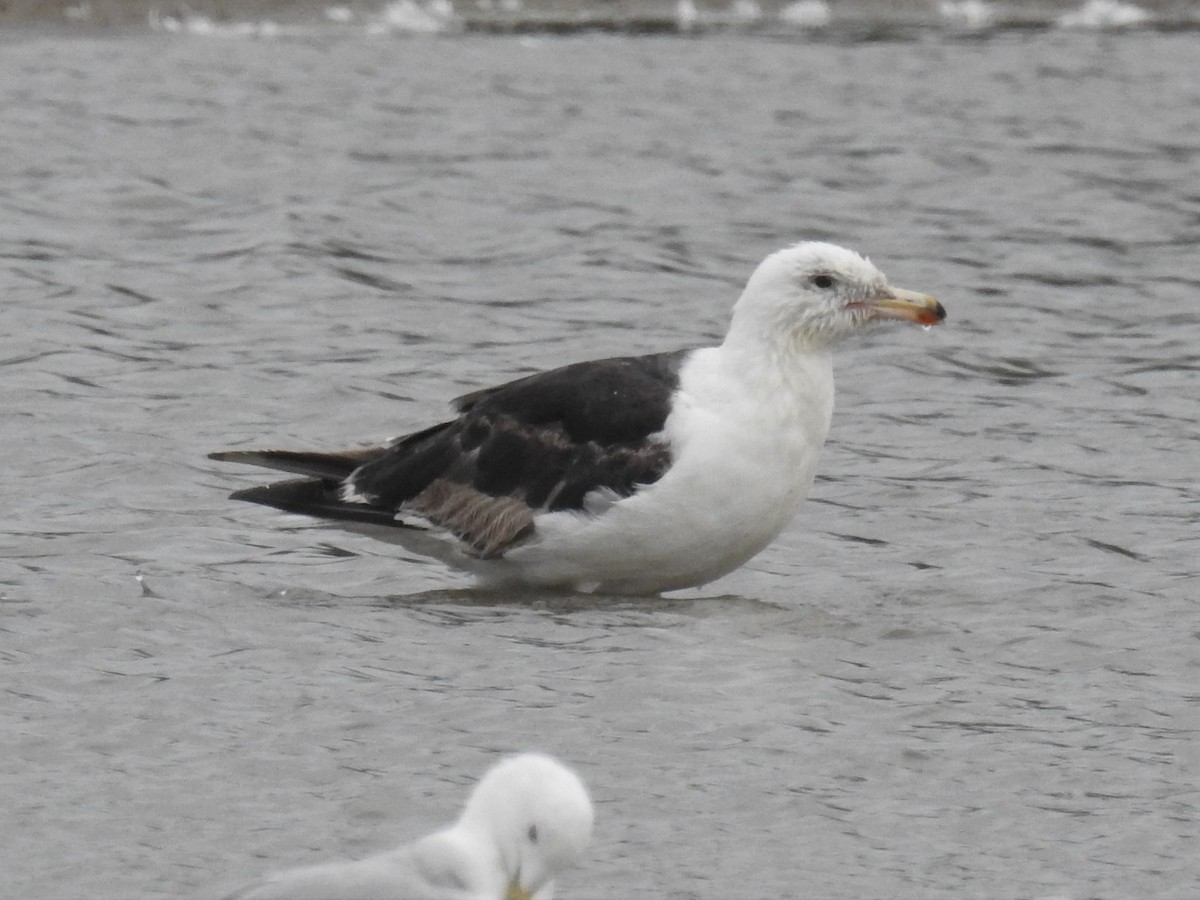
[
  {"xmin": 860, "ymin": 286, "xmax": 946, "ymax": 327},
  {"xmin": 505, "ymin": 877, "xmax": 534, "ymax": 900}
]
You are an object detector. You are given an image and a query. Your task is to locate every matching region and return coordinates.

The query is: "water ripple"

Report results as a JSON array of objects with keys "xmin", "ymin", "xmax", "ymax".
[{"xmin": 3, "ymin": 25, "xmax": 1199, "ymax": 900}]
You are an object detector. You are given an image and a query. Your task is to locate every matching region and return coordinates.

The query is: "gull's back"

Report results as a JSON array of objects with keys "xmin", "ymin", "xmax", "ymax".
[{"xmin": 226, "ymin": 829, "xmax": 489, "ymax": 900}]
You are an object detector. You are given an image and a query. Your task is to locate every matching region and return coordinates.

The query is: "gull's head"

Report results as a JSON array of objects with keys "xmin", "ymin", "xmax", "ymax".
[
  {"xmin": 460, "ymin": 753, "xmax": 594, "ymax": 900},
  {"xmin": 728, "ymin": 241, "xmax": 946, "ymax": 351}
]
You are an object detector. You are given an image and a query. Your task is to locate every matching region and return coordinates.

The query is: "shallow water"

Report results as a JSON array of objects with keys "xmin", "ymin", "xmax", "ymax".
[{"xmin": 2, "ymin": 23, "xmax": 1198, "ymax": 900}]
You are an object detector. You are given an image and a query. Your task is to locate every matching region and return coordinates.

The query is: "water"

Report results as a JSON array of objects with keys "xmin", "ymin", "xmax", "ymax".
[
  {"xmin": 2, "ymin": 20, "xmax": 1198, "ymax": 900},
  {"xmin": 6, "ymin": 0, "xmax": 1200, "ymax": 33}
]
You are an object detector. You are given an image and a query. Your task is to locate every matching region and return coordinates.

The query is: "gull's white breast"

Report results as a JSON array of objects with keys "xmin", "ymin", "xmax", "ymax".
[{"xmin": 504, "ymin": 346, "xmax": 836, "ymax": 593}]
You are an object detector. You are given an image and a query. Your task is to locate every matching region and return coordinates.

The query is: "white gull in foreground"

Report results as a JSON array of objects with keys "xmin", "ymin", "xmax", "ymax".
[
  {"xmin": 225, "ymin": 753, "xmax": 593, "ymax": 900},
  {"xmin": 210, "ymin": 241, "xmax": 945, "ymax": 594}
]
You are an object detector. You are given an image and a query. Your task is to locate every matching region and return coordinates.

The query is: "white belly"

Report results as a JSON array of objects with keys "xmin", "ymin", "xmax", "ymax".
[{"xmin": 500, "ymin": 348, "xmax": 835, "ymax": 593}]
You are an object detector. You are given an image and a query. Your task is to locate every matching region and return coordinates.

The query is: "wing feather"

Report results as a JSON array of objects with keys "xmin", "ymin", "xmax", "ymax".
[{"xmin": 212, "ymin": 351, "xmax": 687, "ymax": 556}]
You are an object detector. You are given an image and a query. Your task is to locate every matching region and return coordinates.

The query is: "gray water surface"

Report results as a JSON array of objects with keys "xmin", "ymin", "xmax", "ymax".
[{"xmin": 2, "ymin": 26, "xmax": 1198, "ymax": 900}]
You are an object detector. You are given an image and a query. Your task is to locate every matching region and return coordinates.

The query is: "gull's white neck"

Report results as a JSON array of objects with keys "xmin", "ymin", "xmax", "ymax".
[{"xmin": 716, "ymin": 289, "xmax": 837, "ymax": 434}]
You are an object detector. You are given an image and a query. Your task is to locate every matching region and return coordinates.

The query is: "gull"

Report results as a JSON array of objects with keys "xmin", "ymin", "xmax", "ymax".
[
  {"xmin": 225, "ymin": 752, "xmax": 593, "ymax": 900},
  {"xmin": 210, "ymin": 241, "xmax": 945, "ymax": 594}
]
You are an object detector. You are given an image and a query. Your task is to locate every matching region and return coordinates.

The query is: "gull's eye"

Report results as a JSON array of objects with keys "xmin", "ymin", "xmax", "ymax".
[
  {"xmin": 527, "ymin": 824, "xmax": 538, "ymax": 844},
  {"xmin": 811, "ymin": 274, "xmax": 835, "ymax": 289}
]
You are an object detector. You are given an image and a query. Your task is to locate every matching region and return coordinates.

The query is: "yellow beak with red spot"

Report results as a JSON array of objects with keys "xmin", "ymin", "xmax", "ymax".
[{"xmin": 856, "ymin": 286, "xmax": 947, "ymax": 327}]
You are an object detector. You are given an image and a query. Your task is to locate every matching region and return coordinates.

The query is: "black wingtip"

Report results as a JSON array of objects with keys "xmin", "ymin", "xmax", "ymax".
[
  {"xmin": 208, "ymin": 448, "xmax": 381, "ymax": 481},
  {"xmin": 227, "ymin": 477, "xmax": 403, "ymax": 529},
  {"xmin": 228, "ymin": 478, "xmax": 333, "ymax": 511}
]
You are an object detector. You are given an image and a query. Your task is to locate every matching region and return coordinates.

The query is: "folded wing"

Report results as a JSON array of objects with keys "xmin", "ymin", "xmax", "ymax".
[{"xmin": 210, "ymin": 351, "xmax": 686, "ymax": 558}]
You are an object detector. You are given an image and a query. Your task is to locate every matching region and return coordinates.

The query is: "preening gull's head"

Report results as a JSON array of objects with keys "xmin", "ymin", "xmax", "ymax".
[
  {"xmin": 461, "ymin": 752, "xmax": 594, "ymax": 900},
  {"xmin": 226, "ymin": 752, "xmax": 593, "ymax": 900},
  {"xmin": 727, "ymin": 241, "xmax": 946, "ymax": 351}
]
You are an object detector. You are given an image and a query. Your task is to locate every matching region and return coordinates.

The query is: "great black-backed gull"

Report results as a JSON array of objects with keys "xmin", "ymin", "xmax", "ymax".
[
  {"xmin": 210, "ymin": 241, "xmax": 945, "ymax": 594},
  {"xmin": 225, "ymin": 753, "xmax": 592, "ymax": 900}
]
